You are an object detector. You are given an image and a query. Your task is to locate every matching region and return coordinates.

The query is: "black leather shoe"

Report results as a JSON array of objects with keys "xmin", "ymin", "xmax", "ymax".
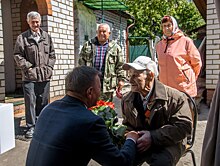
[{"xmin": 25, "ymin": 127, "xmax": 34, "ymax": 139}]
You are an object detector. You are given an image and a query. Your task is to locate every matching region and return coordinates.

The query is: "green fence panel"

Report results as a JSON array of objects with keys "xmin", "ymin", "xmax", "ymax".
[
  {"xmin": 129, "ymin": 45, "xmax": 151, "ymax": 62},
  {"xmin": 194, "ymin": 39, "xmax": 202, "ymax": 48},
  {"xmin": 129, "ymin": 39, "xmax": 201, "ymax": 63}
]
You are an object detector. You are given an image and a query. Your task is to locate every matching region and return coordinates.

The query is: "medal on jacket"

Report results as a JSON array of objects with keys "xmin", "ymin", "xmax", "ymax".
[
  {"xmin": 144, "ymin": 99, "xmax": 155, "ymax": 125},
  {"xmin": 145, "ymin": 109, "xmax": 151, "ymax": 124},
  {"xmin": 143, "ymin": 96, "xmax": 153, "ymax": 124}
]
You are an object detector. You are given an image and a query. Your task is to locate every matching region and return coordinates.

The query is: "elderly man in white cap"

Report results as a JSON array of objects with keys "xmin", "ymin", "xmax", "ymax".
[{"xmin": 121, "ymin": 56, "xmax": 192, "ymax": 166}]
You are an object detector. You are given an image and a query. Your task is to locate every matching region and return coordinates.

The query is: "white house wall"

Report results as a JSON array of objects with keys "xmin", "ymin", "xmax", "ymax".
[
  {"xmin": 48, "ymin": 0, "xmax": 74, "ymax": 97},
  {"xmin": 207, "ymin": 0, "xmax": 220, "ymax": 102}
]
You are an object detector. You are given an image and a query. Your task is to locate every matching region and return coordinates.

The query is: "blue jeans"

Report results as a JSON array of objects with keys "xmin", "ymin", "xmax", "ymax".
[{"xmin": 23, "ymin": 81, "xmax": 50, "ymax": 128}]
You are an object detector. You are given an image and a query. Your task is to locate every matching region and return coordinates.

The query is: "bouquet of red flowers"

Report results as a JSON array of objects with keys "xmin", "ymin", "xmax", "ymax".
[{"xmin": 89, "ymin": 100, "xmax": 127, "ymax": 148}]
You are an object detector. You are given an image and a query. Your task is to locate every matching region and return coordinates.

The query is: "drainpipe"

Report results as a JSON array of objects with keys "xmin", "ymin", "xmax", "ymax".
[
  {"xmin": 101, "ymin": 0, "xmax": 104, "ymax": 22},
  {"xmin": 126, "ymin": 18, "xmax": 135, "ymax": 63}
]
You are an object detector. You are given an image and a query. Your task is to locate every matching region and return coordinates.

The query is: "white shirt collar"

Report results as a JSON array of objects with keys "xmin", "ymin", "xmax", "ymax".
[{"xmin": 31, "ymin": 30, "xmax": 41, "ymax": 36}]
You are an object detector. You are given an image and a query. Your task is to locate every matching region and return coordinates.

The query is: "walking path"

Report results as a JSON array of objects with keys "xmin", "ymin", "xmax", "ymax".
[{"xmin": 0, "ymin": 95, "xmax": 209, "ymax": 166}]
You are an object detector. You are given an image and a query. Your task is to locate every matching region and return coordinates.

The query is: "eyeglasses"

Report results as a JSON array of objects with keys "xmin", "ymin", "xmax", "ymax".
[{"xmin": 162, "ymin": 23, "xmax": 173, "ymax": 29}]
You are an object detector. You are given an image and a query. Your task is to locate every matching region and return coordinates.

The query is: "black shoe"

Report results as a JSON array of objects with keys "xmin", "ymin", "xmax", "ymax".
[{"xmin": 25, "ymin": 127, "xmax": 34, "ymax": 139}]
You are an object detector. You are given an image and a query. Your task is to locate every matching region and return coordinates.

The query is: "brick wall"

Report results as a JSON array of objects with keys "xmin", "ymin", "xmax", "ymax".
[
  {"xmin": 206, "ymin": 0, "xmax": 220, "ymax": 105},
  {"xmin": 47, "ymin": 0, "xmax": 74, "ymax": 97},
  {"xmin": 11, "ymin": 0, "xmax": 22, "ymax": 91},
  {"xmin": 0, "ymin": 1, "xmax": 5, "ymax": 101}
]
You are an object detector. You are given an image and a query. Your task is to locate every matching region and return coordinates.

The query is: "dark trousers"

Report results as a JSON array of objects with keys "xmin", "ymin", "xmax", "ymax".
[
  {"xmin": 23, "ymin": 81, "xmax": 50, "ymax": 128},
  {"xmin": 135, "ymin": 146, "xmax": 176, "ymax": 166}
]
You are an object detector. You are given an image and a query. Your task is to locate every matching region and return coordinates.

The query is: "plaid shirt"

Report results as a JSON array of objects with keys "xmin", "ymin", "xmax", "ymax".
[{"xmin": 94, "ymin": 42, "xmax": 109, "ymax": 87}]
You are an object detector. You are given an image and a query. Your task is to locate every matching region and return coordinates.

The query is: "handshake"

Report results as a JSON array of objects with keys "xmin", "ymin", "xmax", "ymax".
[{"xmin": 126, "ymin": 130, "xmax": 152, "ymax": 153}]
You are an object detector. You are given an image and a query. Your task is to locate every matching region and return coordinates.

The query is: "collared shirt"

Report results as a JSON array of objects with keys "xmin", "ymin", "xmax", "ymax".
[
  {"xmin": 94, "ymin": 42, "xmax": 109, "ymax": 88},
  {"xmin": 141, "ymin": 82, "xmax": 154, "ymax": 111},
  {"xmin": 31, "ymin": 30, "xmax": 41, "ymax": 42}
]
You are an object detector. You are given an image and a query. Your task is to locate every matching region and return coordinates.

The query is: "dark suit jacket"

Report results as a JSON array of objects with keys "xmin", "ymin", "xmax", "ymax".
[
  {"xmin": 201, "ymin": 72, "xmax": 220, "ymax": 166},
  {"xmin": 26, "ymin": 95, "xmax": 136, "ymax": 166}
]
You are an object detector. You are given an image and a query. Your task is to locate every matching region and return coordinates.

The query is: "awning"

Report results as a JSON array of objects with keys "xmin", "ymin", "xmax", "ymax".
[
  {"xmin": 79, "ymin": 0, "xmax": 128, "ymax": 10},
  {"xmin": 193, "ymin": 0, "xmax": 206, "ymax": 21}
]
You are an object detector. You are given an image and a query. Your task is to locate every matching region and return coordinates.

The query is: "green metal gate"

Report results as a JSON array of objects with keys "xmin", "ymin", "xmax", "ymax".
[{"xmin": 129, "ymin": 45, "xmax": 151, "ymax": 62}]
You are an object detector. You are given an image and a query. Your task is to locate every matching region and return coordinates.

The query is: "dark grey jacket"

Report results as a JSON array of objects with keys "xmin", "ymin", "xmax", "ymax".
[{"xmin": 14, "ymin": 29, "xmax": 56, "ymax": 82}]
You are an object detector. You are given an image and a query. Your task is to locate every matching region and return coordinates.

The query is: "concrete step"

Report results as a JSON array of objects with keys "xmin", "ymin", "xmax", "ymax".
[{"xmin": 6, "ymin": 95, "xmax": 65, "ymax": 118}]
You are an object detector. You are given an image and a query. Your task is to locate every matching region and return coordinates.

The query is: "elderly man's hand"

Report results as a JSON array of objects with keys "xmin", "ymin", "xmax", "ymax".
[{"xmin": 137, "ymin": 130, "xmax": 152, "ymax": 153}]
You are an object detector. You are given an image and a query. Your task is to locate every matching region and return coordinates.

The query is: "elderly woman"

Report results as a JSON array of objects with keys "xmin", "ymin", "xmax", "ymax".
[{"xmin": 156, "ymin": 15, "xmax": 202, "ymax": 97}]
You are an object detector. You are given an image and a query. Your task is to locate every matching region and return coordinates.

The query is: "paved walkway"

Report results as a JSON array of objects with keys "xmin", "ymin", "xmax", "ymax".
[{"xmin": 0, "ymin": 95, "xmax": 209, "ymax": 166}]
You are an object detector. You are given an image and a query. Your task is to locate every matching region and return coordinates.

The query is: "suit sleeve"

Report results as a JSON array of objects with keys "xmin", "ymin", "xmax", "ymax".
[{"xmin": 88, "ymin": 117, "xmax": 136, "ymax": 166}]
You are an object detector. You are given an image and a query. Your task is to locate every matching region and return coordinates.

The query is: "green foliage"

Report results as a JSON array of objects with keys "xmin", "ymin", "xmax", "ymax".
[
  {"xmin": 120, "ymin": 0, "xmax": 205, "ymax": 44},
  {"xmin": 91, "ymin": 100, "xmax": 127, "ymax": 148}
]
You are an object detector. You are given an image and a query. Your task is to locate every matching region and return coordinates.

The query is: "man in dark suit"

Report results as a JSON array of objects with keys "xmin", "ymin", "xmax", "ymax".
[{"xmin": 26, "ymin": 66, "xmax": 139, "ymax": 166}]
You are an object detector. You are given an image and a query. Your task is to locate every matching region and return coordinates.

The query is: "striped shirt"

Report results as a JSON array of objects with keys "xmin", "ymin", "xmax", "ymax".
[{"xmin": 94, "ymin": 42, "xmax": 109, "ymax": 88}]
